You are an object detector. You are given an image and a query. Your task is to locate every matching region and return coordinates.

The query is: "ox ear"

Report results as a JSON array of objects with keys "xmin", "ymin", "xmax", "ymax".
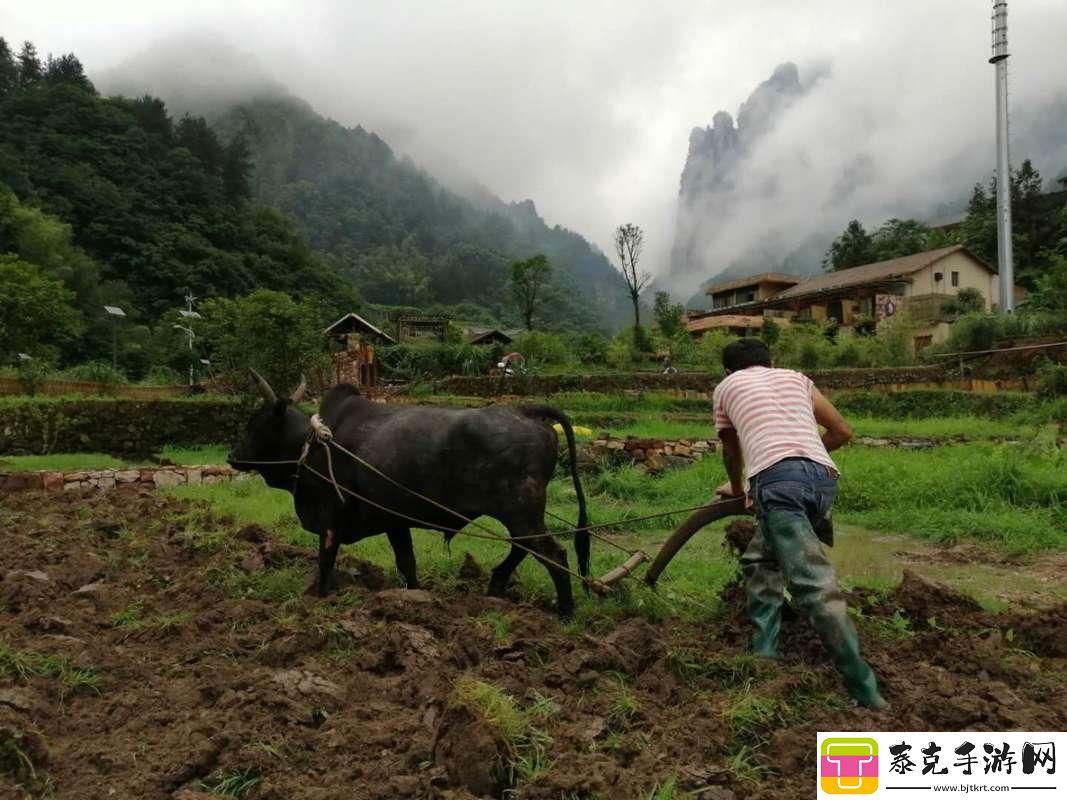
[
  {"xmin": 289, "ymin": 375, "xmax": 308, "ymax": 404},
  {"xmin": 248, "ymin": 368, "xmax": 277, "ymax": 403}
]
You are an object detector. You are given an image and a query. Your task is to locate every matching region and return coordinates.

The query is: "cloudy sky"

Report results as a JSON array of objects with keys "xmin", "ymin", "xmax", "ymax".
[{"xmin": 3, "ymin": 1, "xmax": 1066, "ymax": 292}]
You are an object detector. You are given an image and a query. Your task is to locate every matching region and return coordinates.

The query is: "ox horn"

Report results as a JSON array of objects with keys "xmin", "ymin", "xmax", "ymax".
[
  {"xmin": 289, "ymin": 375, "xmax": 308, "ymax": 403},
  {"xmin": 248, "ymin": 368, "xmax": 277, "ymax": 404}
]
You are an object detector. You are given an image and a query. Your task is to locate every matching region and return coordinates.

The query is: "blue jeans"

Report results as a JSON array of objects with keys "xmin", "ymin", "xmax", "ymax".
[{"xmin": 742, "ymin": 458, "xmax": 883, "ymax": 706}]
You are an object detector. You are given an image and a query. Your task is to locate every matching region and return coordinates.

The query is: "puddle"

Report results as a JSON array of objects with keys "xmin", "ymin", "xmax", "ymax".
[{"xmin": 832, "ymin": 524, "xmax": 1067, "ymax": 611}]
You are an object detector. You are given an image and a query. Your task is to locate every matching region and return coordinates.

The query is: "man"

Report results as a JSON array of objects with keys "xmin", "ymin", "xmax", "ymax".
[{"xmin": 713, "ymin": 338, "xmax": 886, "ymax": 709}]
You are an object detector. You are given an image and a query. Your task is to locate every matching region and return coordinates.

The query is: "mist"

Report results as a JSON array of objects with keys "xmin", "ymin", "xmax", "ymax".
[{"xmin": 4, "ymin": 0, "xmax": 1066, "ymax": 299}]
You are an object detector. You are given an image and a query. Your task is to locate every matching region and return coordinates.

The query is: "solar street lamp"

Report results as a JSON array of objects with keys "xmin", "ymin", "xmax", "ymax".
[
  {"xmin": 173, "ymin": 324, "xmax": 196, "ymax": 386},
  {"xmin": 104, "ymin": 305, "xmax": 126, "ymax": 370}
]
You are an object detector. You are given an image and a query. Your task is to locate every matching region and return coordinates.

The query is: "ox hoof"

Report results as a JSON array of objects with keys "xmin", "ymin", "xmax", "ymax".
[{"xmin": 305, "ymin": 576, "xmax": 336, "ymax": 597}]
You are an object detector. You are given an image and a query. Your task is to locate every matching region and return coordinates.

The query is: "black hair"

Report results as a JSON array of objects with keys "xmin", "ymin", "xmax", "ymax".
[{"xmin": 722, "ymin": 338, "xmax": 772, "ymax": 372}]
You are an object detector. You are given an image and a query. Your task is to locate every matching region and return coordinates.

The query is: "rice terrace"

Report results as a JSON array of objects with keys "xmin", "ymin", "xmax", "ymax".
[{"xmin": 2, "ymin": 2, "xmax": 1067, "ymax": 799}]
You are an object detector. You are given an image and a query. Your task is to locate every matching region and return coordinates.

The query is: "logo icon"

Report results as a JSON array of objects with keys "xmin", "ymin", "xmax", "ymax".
[{"xmin": 821, "ymin": 737, "xmax": 879, "ymax": 794}]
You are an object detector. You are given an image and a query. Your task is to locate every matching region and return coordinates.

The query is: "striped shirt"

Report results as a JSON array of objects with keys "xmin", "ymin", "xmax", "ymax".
[{"xmin": 713, "ymin": 366, "xmax": 837, "ymax": 480}]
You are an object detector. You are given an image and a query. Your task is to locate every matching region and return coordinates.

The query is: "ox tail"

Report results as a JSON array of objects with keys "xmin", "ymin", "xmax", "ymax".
[{"xmin": 518, "ymin": 404, "xmax": 590, "ymax": 579}]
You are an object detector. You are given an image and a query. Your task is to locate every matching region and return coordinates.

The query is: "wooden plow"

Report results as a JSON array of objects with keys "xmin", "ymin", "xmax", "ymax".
[{"xmin": 589, "ymin": 496, "xmax": 752, "ymax": 593}]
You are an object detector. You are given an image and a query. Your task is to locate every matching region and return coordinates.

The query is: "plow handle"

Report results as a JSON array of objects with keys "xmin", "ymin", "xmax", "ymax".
[{"xmin": 644, "ymin": 497, "xmax": 751, "ymax": 587}]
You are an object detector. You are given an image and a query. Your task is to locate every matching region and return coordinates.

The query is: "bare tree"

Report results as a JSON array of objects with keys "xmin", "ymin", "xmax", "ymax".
[{"xmin": 614, "ymin": 223, "xmax": 650, "ymax": 327}]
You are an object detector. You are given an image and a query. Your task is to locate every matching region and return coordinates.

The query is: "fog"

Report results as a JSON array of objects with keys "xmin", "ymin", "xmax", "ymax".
[{"xmin": 3, "ymin": 0, "xmax": 1066, "ymax": 297}]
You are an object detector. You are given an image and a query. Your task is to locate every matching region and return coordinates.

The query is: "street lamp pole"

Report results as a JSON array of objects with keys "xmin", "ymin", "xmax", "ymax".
[{"xmin": 103, "ymin": 305, "xmax": 127, "ymax": 371}]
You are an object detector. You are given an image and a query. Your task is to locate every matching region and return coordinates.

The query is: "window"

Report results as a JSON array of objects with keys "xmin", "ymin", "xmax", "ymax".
[{"xmin": 951, "ymin": 271, "xmax": 959, "ymax": 287}]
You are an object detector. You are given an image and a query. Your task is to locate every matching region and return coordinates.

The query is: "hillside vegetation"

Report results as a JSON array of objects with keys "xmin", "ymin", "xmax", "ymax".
[{"xmin": 213, "ymin": 96, "xmax": 632, "ymax": 330}]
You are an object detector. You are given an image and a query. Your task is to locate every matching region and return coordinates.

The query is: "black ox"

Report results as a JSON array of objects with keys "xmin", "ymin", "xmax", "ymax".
[{"xmin": 227, "ymin": 370, "xmax": 590, "ymax": 617}]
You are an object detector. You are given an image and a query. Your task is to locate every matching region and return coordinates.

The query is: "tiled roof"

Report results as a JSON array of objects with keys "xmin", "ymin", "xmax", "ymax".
[{"xmin": 774, "ymin": 245, "xmax": 991, "ymax": 301}]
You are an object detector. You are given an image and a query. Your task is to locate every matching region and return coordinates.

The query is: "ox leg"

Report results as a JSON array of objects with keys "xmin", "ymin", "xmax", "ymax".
[
  {"xmin": 488, "ymin": 545, "xmax": 528, "ymax": 597},
  {"xmin": 516, "ymin": 525, "xmax": 575, "ymax": 619},
  {"xmin": 387, "ymin": 528, "xmax": 420, "ymax": 589},
  {"xmin": 312, "ymin": 528, "xmax": 340, "ymax": 597}
]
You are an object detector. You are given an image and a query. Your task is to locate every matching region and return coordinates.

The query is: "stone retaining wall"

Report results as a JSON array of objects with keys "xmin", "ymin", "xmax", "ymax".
[
  {"xmin": 587, "ymin": 434, "xmax": 717, "ymax": 473},
  {"xmin": 0, "ymin": 398, "xmax": 254, "ymax": 456},
  {"xmin": 0, "ymin": 464, "xmax": 242, "ymax": 492}
]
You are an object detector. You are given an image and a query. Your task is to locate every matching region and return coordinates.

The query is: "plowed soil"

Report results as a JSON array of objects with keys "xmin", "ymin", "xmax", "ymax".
[{"xmin": 1, "ymin": 489, "xmax": 1064, "ymax": 800}]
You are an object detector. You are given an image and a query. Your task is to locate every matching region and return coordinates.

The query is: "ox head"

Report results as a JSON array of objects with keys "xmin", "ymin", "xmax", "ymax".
[{"xmin": 227, "ymin": 369, "xmax": 310, "ymax": 483}]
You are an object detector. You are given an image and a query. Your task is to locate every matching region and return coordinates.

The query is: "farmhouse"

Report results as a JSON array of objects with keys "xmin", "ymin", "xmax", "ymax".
[
  {"xmin": 395, "ymin": 313, "xmax": 453, "ymax": 342},
  {"xmin": 466, "ymin": 328, "xmax": 517, "ymax": 346},
  {"xmin": 686, "ymin": 245, "xmax": 1020, "ymax": 349},
  {"xmin": 324, "ymin": 312, "xmax": 395, "ymax": 388}
]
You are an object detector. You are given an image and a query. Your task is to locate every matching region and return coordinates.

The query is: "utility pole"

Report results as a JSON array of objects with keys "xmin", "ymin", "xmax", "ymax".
[
  {"xmin": 103, "ymin": 305, "xmax": 126, "ymax": 370},
  {"xmin": 990, "ymin": 0, "xmax": 1014, "ymax": 312},
  {"xmin": 176, "ymin": 292, "xmax": 202, "ymax": 387}
]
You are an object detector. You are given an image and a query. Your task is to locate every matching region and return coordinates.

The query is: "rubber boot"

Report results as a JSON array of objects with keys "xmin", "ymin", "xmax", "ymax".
[
  {"xmin": 762, "ymin": 509, "xmax": 888, "ymax": 709},
  {"xmin": 741, "ymin": 527, "xmax": 784, "ymax": 658}
]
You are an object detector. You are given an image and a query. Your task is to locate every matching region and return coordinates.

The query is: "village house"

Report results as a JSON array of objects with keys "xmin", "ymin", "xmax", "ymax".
[
  {"xmin": 466, "ymin": 328, "xmax": 518, "ymax": 346},
  {"xmin": 324, "ymin": 312, "xmax": 395, "ymax": 389},
  {"xmin": 685, "ymin": 245, "xmax": 1021, "ymax": 350}
]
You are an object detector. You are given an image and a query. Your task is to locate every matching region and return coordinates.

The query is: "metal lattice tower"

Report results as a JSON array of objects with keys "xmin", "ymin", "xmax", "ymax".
[{"xmin": 990, "ymin": 0, "xmax": 1014, "ymax": 312}]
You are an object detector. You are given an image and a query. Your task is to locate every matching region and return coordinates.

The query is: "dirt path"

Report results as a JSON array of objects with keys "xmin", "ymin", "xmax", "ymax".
[{"xmin": 1, "ymin": 489, "xmax": 1064, "ymax": 799}]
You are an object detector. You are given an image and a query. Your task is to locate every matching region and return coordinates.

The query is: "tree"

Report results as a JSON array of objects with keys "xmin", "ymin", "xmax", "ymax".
[
  {"xmin": 0, "ymin": 38, "xmax": 17, "ymax": 96},
  {"xmin": 760, "ymin": 317, "xmax": 781, "ymax": 345},
  {"xmin": 653, "ymin": 290, "xmax": 685, "ymax": 338},
  {"xmin": 0, "ymin": 256, "xmax": 82, "ymax": 361},
  {"xmin": 614, "ymin": 223, "xmax": 649, "ymax": 327},
  {"xmin": 870, "ymin": 218, "xmax": 932, "ymax": 261},
  {"xmin": 222, "ymin": 135, "xmax": 252, "ymax": 202},
  {"xmin": 511, "ymin": 254, "xmax": 552, "ymax": 330},
  {"xmin": 944, "ymin": 288, "xmax": 985, "ymax": 316},
  {"xmin": 199, "ymin": 289, "xmax": 328, "ymax": 391},
  {"xmin": 823, "ymin": 220, "xmax": 874, "ymax": 271},
  {"xmin": 16, "ymin": 41, "xmax": 41, "ymax": 88},
  {"xmin": 1022, "ymin": 254, "xmax": 1067, "ymax": 313},
  {"xmin": 44, "ymin": 53, "xmax": 92, "ymax": 92}
]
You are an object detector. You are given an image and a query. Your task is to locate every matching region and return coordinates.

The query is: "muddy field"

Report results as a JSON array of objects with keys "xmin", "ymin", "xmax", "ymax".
[{"xmin": 1, "ymin": 488, "xmax": 1065, "ymax": 800}]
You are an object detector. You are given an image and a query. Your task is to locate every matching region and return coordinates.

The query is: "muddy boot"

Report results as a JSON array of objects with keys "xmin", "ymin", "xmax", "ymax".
[
  {"xmin": 741, "ymin": 525, "xmax": 784, "ymax": 658},
  {"xmin": 762, "ymin": 509, "xmax": 887, "ymax": 709}
]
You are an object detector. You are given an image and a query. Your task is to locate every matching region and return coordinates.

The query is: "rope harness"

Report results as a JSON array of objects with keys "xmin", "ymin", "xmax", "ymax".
[{"xmin": 237, "ymin": 414, "xmax": 721, "ymax": 598}]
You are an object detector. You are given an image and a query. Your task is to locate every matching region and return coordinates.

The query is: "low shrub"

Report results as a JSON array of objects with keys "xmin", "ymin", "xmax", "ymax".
[
  {"xmin": 832, "ymin": 389, "xmax": 1035, "ymax": 419},
  {"xmin": 1036, "ymin": 360, "xmax": 1067, "ymax": 398},
  {"xmin": 513, "ymin": 331, "xmax": 572, "ymax": 365},
  {"xmin": 58, "ymin": 361, "xmax": 128, "ymax": 384},
  {"xmin": 141, "ymin": 365, "xmax": 184, "ymax": 386},
  {"xmin": 378, "ymin": 343, "xmax": 494, "ymax": 380}
]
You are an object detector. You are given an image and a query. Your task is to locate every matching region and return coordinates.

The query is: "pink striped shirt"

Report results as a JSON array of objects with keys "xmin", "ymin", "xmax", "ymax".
[{"xmin": 713, "ymin": 366, "xmax": 837, "ymax": 480}]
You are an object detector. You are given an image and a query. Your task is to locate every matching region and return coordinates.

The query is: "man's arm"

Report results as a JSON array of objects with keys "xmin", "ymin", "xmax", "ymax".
[
  {"xmin": 716, "ymin": 428, "xmax": 746, "ymax": 498},
  {"xmin": 813, "ymin": 386, "xmax": 853, "ymax": 452}
]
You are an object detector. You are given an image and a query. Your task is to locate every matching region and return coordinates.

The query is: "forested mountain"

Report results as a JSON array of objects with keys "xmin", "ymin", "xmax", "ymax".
[
  {"xmin": 0, "ymin": 42, "xmax": 353, "ymax": 319},
  {"xmin": 1, "ymin": 33, "xmax": 633, "ymax": 379},
  {"xmin": 212, "ymin": 96, "xmax": 632, "ymax": 330}
]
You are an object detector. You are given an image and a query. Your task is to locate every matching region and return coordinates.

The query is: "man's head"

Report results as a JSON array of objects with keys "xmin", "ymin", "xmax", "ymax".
[{"xmin": 722, "ymin": 338, "xmax": 772, "ymax": 374}]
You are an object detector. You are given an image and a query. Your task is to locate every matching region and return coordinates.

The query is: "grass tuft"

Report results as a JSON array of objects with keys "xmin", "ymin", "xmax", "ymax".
[{"xmin": 199, "ymin": 767, "xmax": 262, "ymax": 798}]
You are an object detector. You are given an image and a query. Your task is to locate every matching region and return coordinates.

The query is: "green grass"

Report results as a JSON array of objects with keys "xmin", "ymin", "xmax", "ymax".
[
  {"xmin": 835, "ymin": 440, "xmax": 1067, "ymax": 552},
  {"xmin": 110, "ymin": 603, "xmax": 192, "ymax": 635},
  {"xmin": 199, "ymin": 767, "xmax": 262, "ymax": 798},
  {"xmin": 165, "ymin": 430, "xmax": 1066, "ymax": 629},
  {"xmin": 0, "ymin": 640, "xmax": 101, "ymax": 696},
  {"xmin": 0, "ymin": 452, "xmax": 135, "ymax": 472},
  {"xmin": 850, "ymin": 416, "xmax": 1035, "ymax": 439},
  {"xmin": 157, "ymin": 444, "xmax": 229, "ymax": 464},
  {"xmin": 450, "ymin": 677, "xmax": 553, "ymax": 786},
  {"xmin": 574, "ymin": 414, "xmax": 1039, "ymax": 443},
  {"xmin": 0, "ymin": 445, "xmax": 229, "ymax": 472}
]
